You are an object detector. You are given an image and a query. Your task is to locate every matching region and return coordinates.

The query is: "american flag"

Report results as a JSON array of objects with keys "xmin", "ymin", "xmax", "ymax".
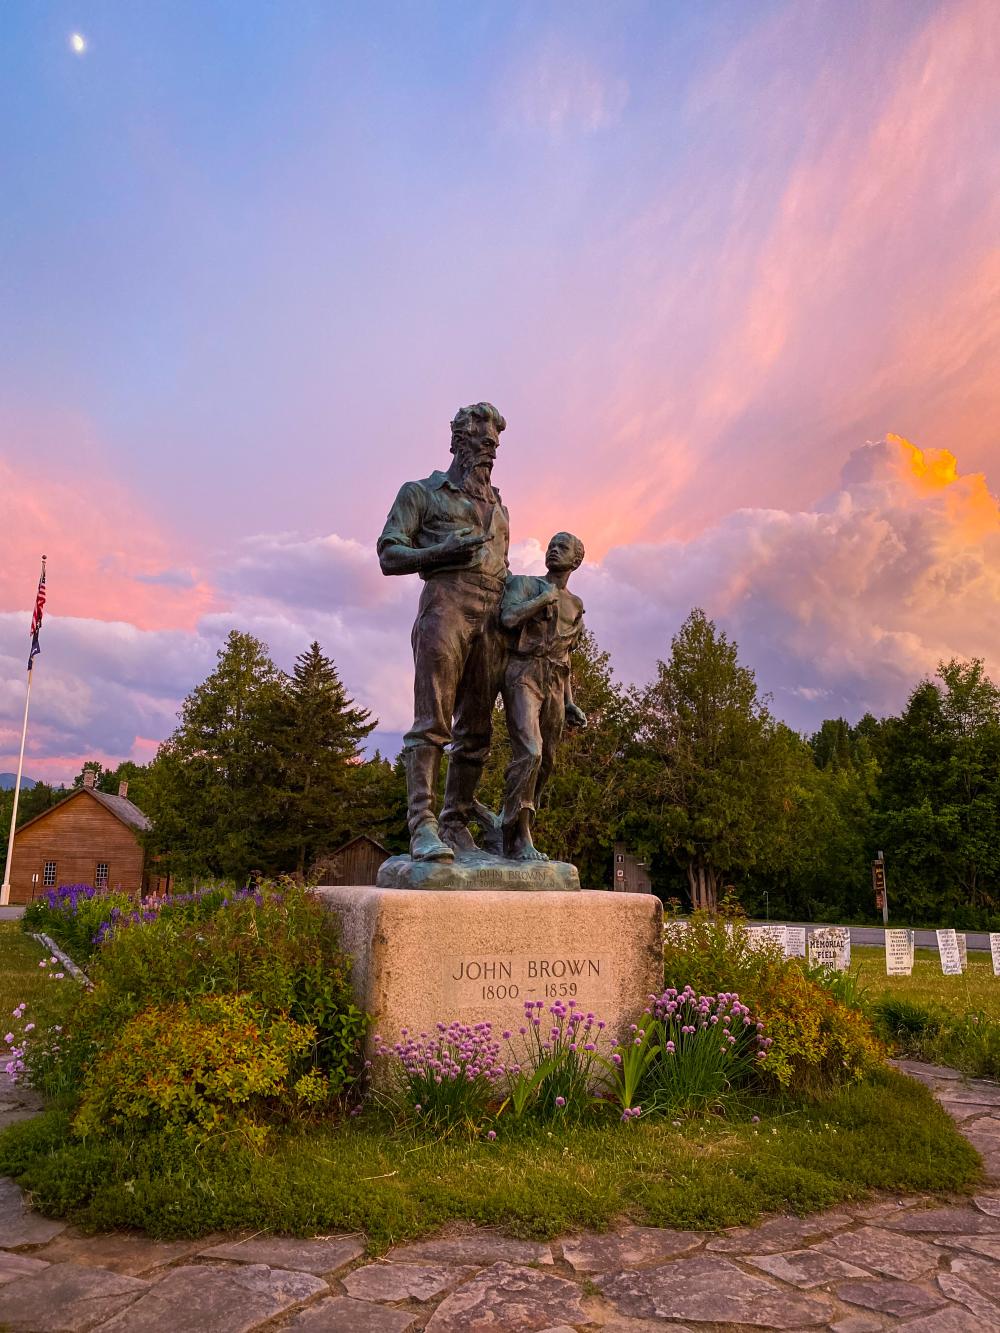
[{"xmin": 28, "ymin": 557, "xmax": 46, "ymax": 671}]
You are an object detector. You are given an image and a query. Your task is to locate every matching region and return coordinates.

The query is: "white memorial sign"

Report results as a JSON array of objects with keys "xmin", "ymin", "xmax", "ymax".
[
  {"xmin": 937, "ymin": 928, "xmax": 963, "ymax": 976},
  {"xmin": 749, "ymin": 924, "xmax": 787, "ymax": 953},
  {"xmin": 958, "ymin": 933, "xmax": 968, "ymax": 972},
  {"xmin": 885, "ymin": 929, "xmax": 915, "ymax": 976},
  {"xmin": 785, "ymin": 926, "xmax": 807, "ymax": 958},
  {"xmin": 991, "ymin": 933, "xmax": 1000, "ymax": 977},
  {"xmin": 808, "ymin": 926, "xmax": 850, "ymax": 972}
]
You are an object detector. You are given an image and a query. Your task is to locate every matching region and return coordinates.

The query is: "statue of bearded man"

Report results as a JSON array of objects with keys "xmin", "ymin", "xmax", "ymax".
[{"xmin": 377, "ymin": 402, "xmax": 509, "ymax": 862}]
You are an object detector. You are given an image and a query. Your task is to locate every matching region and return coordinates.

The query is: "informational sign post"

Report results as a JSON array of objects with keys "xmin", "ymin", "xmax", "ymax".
[
  {"xmin": 990, "ymin": 933, "xmax": 1000, "ymax": 977},
  {"xmin": 808, "ymin": 926, "xmax": 851, "ymax": 972},
  {"xmin": 885, "ymin": 928, "xmax": 915, "ymax": 976},
  {"xmin": 957, "ymin": 933, "xmax": 968, "ymax": 973},
  {"xmin": 937, "ymin": 928, "xmax": 963, "ymax": 976},
  {"xmin": 785, "ymin": 926, "xmax": 807, "ymax": 958}
]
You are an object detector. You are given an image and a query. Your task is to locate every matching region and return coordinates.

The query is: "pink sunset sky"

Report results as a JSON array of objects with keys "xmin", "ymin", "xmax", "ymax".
[{"xmin": 1, "ymin": 0, "xmax": 998, "ymax": 783}]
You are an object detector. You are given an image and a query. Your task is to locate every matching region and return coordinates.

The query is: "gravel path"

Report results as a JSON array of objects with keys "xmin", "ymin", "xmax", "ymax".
[{"xmin": 1, "ymin": 1060, "xmax": 998, "ymax": 1330}]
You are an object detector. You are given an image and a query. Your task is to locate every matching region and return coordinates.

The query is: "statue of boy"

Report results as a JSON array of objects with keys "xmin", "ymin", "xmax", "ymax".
[
  {"xmin": 499, "ymin": 532, "xmax": 587, "ymax": 861},
  {"xmin": 377, "ymin": 403, "xmax": 509, "ymax": 862}
]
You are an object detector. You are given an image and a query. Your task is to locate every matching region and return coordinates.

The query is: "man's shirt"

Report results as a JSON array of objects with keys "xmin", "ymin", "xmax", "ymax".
[
  {"xmin": 378, "ymin": 470, "xmax": 510, "ymax": 581},
  {"xmin": 502, "ymin": 575, "xmax": 584, "ymax": 663}
]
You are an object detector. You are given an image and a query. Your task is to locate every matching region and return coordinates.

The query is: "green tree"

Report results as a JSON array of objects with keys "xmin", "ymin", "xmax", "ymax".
[
  {"xmin": 746, "ymin": 722, "xmax": 876, "ymax": 922},
  {"xmin": 635, "ymin": 608, "xmax": 779, "ymax": 912},
  {"xmin": 875, "ymin": 659, "xmax": 1000, "ymax": 922},
  {"xmin": 144, "ymin": 631, "xmax": 287, "ymax": 882},
  {"xmin": 273, "ymin": 641, "xmax": 377, "ymax": 876}
]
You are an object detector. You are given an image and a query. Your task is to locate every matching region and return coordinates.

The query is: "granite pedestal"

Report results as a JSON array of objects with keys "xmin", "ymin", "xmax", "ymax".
[{"xmin": 314, "ymin": 886, "xmax": 663, "ymax": 1084}]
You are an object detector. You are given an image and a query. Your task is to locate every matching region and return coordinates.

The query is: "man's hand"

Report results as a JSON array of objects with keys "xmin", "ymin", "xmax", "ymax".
[
  {"xmin": 566, "ymin": 702, "xmax": 587, "ymax": 729},
  {"xmin": 434, "ymin": 528, "xmax": 489, "ymax": 563}
]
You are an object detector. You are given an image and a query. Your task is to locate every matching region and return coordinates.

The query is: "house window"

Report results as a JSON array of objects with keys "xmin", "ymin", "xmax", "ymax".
[
  {"xmin": 95, "ymin": 862, "xmax": 109, "ymax": 889},
  {"xmin": 43, "ymin": 861, "xmax": 57, "ymax": 887}
]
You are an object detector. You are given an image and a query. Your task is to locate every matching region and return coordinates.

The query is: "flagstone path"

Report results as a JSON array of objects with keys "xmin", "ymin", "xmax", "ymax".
[{"xmin": 2, "ymin": 1059, "xmax": 1000, "ymax": 1330}]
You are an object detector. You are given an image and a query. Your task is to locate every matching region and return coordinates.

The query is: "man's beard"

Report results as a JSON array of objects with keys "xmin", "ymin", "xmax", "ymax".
[{"xmin": 455, "ymin": 447, "xmax": 495, "ymax": 501}]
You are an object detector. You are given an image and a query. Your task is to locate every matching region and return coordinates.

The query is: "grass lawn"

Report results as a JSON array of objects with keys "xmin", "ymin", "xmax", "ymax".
[
  {"xmin": 0, "ymin": 1068, "xmax": 980, "ymax": 1247},
  {"xmin": 0, "ymin": 921, "xmax": 56, "ymax": 1018},
  {"xmin": 852, "ymin": 944, "xmax": 1000, "ymax": 1018}
]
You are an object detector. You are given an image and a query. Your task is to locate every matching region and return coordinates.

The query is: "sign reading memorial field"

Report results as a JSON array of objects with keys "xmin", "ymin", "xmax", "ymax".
[
  {"xmin": 937, "ymin": 928, "xmax": 963, "ymax": 975},
  {"xmin": 991, "ymin": 933, "xmax": 1000, "ymax": 977},
  {"xmin": 808, "ymin": 926, "xmax": 850, "ymax": 972},
  {"xmin": 885, "ymin": 928, "xmax": 915, "ymax": 976}
]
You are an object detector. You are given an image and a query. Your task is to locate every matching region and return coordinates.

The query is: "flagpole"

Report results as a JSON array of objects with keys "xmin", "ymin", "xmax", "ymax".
[
  {"xmin": 0, "ymin": 670, "xmax": 34, "ymax": 906},
  {"xmin": 1, "ymin": 555, "xmax": 46, "ymax": 908}
]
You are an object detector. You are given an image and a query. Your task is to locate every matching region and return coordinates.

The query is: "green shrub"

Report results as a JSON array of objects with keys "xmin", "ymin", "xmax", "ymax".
[
  {"xmin": 74, "ymin": 993, "xmax": 314, "ymax": 1142},
  {"xmin": 17, "ymin": 884, "xmax": 368, "ymax": 1115},
  {"xmin": 663, "ymin": 916, "xmax": 884, "ymax": 1095},
  {"xmin": 872, "ymin": 996, "xmax": 943, "ymax": 1043}
]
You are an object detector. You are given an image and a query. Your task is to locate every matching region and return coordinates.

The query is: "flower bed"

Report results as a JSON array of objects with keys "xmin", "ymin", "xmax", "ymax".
[{"xmin": 372, "ymin": 990, "xmax": 770, "ymax": 1136}]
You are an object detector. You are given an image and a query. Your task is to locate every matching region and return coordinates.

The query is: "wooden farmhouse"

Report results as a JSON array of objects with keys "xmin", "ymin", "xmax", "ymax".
[{"xmin": 7, "ymin": 774, "xmax": 152, "ymax": 904}]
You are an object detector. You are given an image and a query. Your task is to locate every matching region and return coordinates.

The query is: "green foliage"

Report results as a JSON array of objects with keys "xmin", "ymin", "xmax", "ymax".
[
  {"xmin": 270, "ymin": 641, "xmax": 377, "ymax": 877},
  {"xmin": 872, "ymin": 660, "xmax": 1000, "ymax": 925},
  {"xmin": 634, "ymin": 610, "xmax": 781, "ymax": 910},
  {"xmin": 872, "ymin": 996, "xmax": 943, "ymax": 1042},
  {"xmin": 872, "ymin": 989, "xmax": 1000, "ymax": 1081},
  {"xmin": 143, "ymin": 631, "xmax": 289, "ymax": 882},
  {"xmin": 663, "ymin": 916, "xmax": 884, "ymax": 1094},
  {"xmin": 72, "ymin": 760, "xmax": 153, "ymax": 810},
  {"xmin": 0, "ymin": 1072, "xmax": 978, "ymax": 1245},
  {"xmin": 143, "ymin": 631, "xmax": 400, "ymax": 884},
  {"xmin": 74, "ymin": 993, "xmax": 314, "ymax": 1141},
  {"xmin": 21, "ymin": 883, "xmax": 368, "ymax": 1115},
  {"xmin": 636, "ymin": 989, "xmax": 767, "ymax": 1118}
]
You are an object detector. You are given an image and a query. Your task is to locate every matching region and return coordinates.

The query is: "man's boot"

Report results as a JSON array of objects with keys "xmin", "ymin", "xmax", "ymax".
[
  {"xmin": 405, "ymin": 745, "xmax": 454, "ymax": 862},
  {"xmin": 439, "ymin": 754, "xmax": 483, "ymax": 854}
]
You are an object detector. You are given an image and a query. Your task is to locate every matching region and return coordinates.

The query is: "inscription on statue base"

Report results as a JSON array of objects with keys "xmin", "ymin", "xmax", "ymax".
[
  {"xmin": 313, "ymin": 886, "xmax": 662, "ymax": 1085},
  {"xmin": 445, "ymin": 953, "xmax": 612, "ymax": 1005}
]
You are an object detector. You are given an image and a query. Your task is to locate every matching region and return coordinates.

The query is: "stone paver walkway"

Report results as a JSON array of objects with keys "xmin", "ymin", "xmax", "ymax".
[{"xmin": 2, "ymin": 1060, "xmax": 999, "ymax": 1330}]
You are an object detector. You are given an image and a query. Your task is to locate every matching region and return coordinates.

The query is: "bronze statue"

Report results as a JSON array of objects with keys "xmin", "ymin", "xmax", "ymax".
[
  {"xmin": 499, "ymin": 532, "xmax": 587, "ymax": 861},
  {"xmin": 377, "ymin": 403, "xmax": 509, "ymax": 862}
]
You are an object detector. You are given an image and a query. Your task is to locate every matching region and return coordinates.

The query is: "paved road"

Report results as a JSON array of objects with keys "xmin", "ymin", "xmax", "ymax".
[{"xmin": 750, "ymin": 919, "xmax": 991, "ymax": 953}]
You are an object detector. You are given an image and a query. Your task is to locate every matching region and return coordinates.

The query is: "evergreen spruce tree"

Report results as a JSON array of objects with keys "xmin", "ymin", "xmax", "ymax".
[
  {"xmin": 145, "ymin": 630, "xmax": 287, "ymax": 882},
  {"xmin": 636, "ymin": 608, "xmax": 778, "ymax": 912},
  {"xmin": 277, "ymin": 641, "xmax": 377, "ymax": 877}
]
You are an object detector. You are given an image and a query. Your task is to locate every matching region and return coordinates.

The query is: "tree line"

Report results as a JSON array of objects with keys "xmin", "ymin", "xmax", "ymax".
[{"xmin": 4, "ymin": 615, "xmax": 998, "ymax": 926}]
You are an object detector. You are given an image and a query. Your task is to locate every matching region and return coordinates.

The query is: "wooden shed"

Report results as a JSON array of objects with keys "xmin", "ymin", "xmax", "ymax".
[
  {"xmin": 612, "ymin": 841, "xmax": 652, "ymax": 893},
  {"xmin": 322, "ymin": 835, "xmax": 391, "ymax": 886},
  {"xmin": 7, "ymin": 781, "xmax": 152, "ymax": 904}
]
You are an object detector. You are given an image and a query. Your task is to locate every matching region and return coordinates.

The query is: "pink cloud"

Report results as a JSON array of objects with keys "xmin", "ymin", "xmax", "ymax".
[
  {"xmin": 4, "ymin": 431, "xmax": 996, "ymax": 782},
  {"xmin": 0, "ymin": 409, "xmax": 217, "ymax": 633}
]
